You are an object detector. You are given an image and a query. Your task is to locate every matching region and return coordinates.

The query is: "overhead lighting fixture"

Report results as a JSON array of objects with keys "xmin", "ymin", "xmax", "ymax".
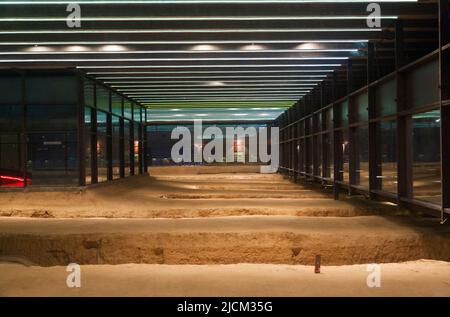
[
  {"xmin": 0, "ymin": 16, "xmax": 398, "ymax": 22},
  {"xmin": 127, "ymin": 90, "xmax": 309, "ymax": 98},
  {"xmin": 0, "ymin": 49, "xmax": 359, "ymax": 55},
  {"xmin": 0, "ymin": 57, "xmax": 347, "ymax": 63},
  {"xmin": 241, "ymin": 44, "xmax": 265, "ymax": 50},
  {"xmin": 190, "ymin": 44, "xmax": 218, "ymax": 51},
  {"xmin": 102, "ymin": 77, "xmax": 326, "ymax": 82},
  {"xmin": 93, "ymin": 70, "xmax": 333, "ymax": 75},
  {"xmin": 296, "ymin": 43, "xmax": 319, "ymax": 50},
  {"xmin": 111, "ymin": 79, "xmax": 320, "ymax": 83},
  {"xmin": 0, "ymin": 28, "xmax": 381, "ymax": 34},
  {"xmin": 101, "ymin": 44, "xmax": 127, "ymax": 52},
  {"xmin": 209, "ymin": 81, "xmax": 226, "ymax": 86},
  {"xmin": 78, "ymin": 64, "xmax": 342, "ymax": 69},
  {"xmin": 0, "ymin": 40, "xmax": 369, "ymax": 46},
  {"xmin": 64, "ymin": 45, "xmax": 90, "ymax": 52},
  {"xmin": 24, "ymin": 45, "xmax": 53, "ymax": 52}
]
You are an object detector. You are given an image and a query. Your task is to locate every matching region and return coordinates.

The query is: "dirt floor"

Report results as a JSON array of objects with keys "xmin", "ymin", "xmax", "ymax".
[
  {"xmin": 1, "ymin": 261, "xmax": 449, "ymax": 297},
  {"xmin": 0, "ymin": 166, "xmax": 449, "ymax": 297},
  {"xmin": 0, "ymin": 171, "xmax": 411, "ymax": 219},
  {"xmin": 0, "ymin": 215, "xmax": 449, "ymax": 266}
]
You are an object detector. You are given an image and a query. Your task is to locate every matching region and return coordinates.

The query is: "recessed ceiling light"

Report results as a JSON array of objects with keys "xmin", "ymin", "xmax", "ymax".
[
  {"xmin": 209, "ymin": 81, "xmax": 226, "ymax": 86},
  {"xmin": 25, "ymin": 45, "xmax": 53, "ymax": 52},
  {"xmin": 191, "ymin": 44, "xmax": 218, "ymax": 51},
  {"xmin": 241, "ymin": 44, "xmax": 265, "ymax": 50},
  {"xmin": 101, "ymin": 44, "xmax": 127, "ymax": 52},
  {"xmin": 65, "ymin": 45, "xmax": 89, "ymax": 52}
]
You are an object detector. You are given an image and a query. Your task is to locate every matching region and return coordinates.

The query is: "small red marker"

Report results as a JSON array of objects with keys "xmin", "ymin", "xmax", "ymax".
[{"xmin": 314, "ymin": 255, "xmax": 321, "ymax": 274}]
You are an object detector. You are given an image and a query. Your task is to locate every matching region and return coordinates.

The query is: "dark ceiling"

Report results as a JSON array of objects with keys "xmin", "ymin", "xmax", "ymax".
[{"xmin": 0, "ymin": 0, "xmax": 442, "ymax": 122}]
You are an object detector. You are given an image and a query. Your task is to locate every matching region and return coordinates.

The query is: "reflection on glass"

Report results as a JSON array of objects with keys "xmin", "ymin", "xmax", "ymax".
[
  {"xmin": 324, "ymin": 133, "xmax": 333, "ymax": 179},
  {"xmin": 84, "ymin": 107, "xmax": 92, "ymax": 185},
  {"xmin": 315, "ymin": 135, "xmax": 322, "ymax": 176},
  {"xmin": 112, "ymin": 115, "xmax": 121, "ymax": 180},
  {"xmin": 0, "ymin": 134, "xmax": 27, "ymax": 187},
  {"xmin": 355, "ymin": 125, "xmax": 369, "ymax": 188},
  {"xmin": 413, "ymin": 110, "xmax": 441, "ymax": 204},
  {"xmin": 380, "ymin": 120, "xmax": 397, "ymax": 193},
  {"xmin": 342, "ymin": 129, "xmax": 350, "ymax": 183},
  {"xmin": 97, "ymin": 134, "xmax": 108, "ymax": 183},
  {"xmin": 124, "ymin": 120, "xmax": 131, "ymax": 176},
  {"xmin": 134, "ymin": 124, "xmax": 140, "ymax": 173}
]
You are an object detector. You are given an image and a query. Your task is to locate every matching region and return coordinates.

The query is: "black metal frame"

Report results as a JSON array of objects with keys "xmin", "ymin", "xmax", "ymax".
[
  {"xmin": 278, "ymin": 5, "xmax": 450, "ymax": 221},
  {"xmin": 81, "ymin": 73, "xmax": 146, "ymax": 185}
]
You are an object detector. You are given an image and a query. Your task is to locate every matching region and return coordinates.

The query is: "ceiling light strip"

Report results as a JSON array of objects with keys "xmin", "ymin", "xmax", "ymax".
[{"xmin": 0, "ymin": 28, "xmax": 381, "ymax": 34}]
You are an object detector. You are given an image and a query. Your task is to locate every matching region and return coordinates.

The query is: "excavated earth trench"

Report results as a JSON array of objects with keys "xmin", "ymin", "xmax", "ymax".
[{"xmin": 0, "ymin": 166, "xmax": 449, "ymax": 268}]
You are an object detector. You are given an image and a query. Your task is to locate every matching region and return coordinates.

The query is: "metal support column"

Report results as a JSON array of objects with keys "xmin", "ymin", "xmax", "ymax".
[
  {"xmin": 368, "ymin": 42, "xmax": 381, "ymax": 198},
  {"xmin": 396, "ymin": 19, "xmax": 413, "ymax": 201},
  {"xmin": 439, "ymin": 0, "xmax": 450, "ymax": 220},
  {"xmin": 77, "ymin": 72, "xmax": 86, "ymax": 186},
  {"xmin": 332, "ymin": 73, "xmax": 341, "ymax": 199}
]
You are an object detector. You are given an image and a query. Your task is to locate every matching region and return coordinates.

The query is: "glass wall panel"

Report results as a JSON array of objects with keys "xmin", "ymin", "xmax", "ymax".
[
  {"xmin": 412, "ymin": 110, "xmax": 441, "ymax": 204},
  {"xmin": 342, "ymin": 129, "xmax": 350, "ymax": 183},
  {"xmin": 96, "ymin": 86, "xmax": 110, "ymax": 112},
  {"xmin": 27, "ymin": 104, "xmax": 77, "ymax": 131},
  {"xmin": 84, "ymin": 80, "xmax": 95, "ymax": 108},
  {"xmin": 97, "ymin": 111, "xmax": 107, "ymax": 135},
  {"xmin": 0, "ymin": 75, "xmax": 22, "ymax": 105},
  {"xmin": 376, "ymin": 79, "xmax": 397, "ymax": 117},
  {"xmin": 134, "ymin": 124, "xmax": 140, "ymax": 173},
  {"xmin": 0, "ymin": 104, "xmax": 22, "ymax": 133},
  {"xmin": 97, "ymin": 110, "xmax": 108, "ymax": 182},
  {"xmin": 324, "ymin": 133, "xmax": 333, "ymax": 179},
  {"xmin": 133, "ymin": 104, "xmax": 142, "ymax": 123},
  {"xmin": 112, "ymin": 93, "xmax": 122, "ymax": 116},
  {"xmin": 315, "ymin": 134, "xmax": 322, "ymax": 176},
  {"xmin": 355, "ymin": 92, "xmax": 369, "ymax": 122},
  {"xmin": 112, "ymin": 115, "xmax": 121, "ymax": 180},
  {"xmin": 26, "ymin": 132, "xmax": 78, "ymax": 185},
  {"xmin": 325, "ymin": 108, "xmax": 333, "ymax": 131},
  {"xmin": 124, "ymin": 119, "xmax": 131, "ymax": 176},
  {"xmin": 26, "ymin": 76, "xmax": 77, "ymax": 105},
  {"xmin": 339, "ymin": 101, "xmax": 349, "ymax": 127},
  {"xmin": 355, "ymin": 125, "xmax": 369, "ymax": 188},
  {"xmin": 380, "ymin": 120, "xmax": 398, "ymax": 193},
  {"xmin": 124, "ymin": 100, "xmax": 133, "ymax": 119},
  {"xmin": 84, "ymin": 107, "xmax": 92, "ymax": 185},
  {"xmin": 405, "ymin": 59, "xmax": 439, "ymax": 109},
  {"xmin": 97, "ymin": 134, "xmax": 108, "ymax": 183},
  {"xmin": 0, "ymin": 134, "xmax": 26, "ymax": 187}
]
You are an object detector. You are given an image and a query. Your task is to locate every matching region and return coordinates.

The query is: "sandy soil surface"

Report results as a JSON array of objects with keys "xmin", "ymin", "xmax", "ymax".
[
  {"xmin": 0, "ymin": 216, "xmax": 449, "ymax": 266},
  {"xmin": 0, "ymin": 167, "xmax": 448, "ymax": 297},
  {"xmin": 0, "ymin": 173, "xmax": 408, "ymax": 218},
  {"xmin": 1, "ymin": 260, "xmax": 449, "ymax": 297}
]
